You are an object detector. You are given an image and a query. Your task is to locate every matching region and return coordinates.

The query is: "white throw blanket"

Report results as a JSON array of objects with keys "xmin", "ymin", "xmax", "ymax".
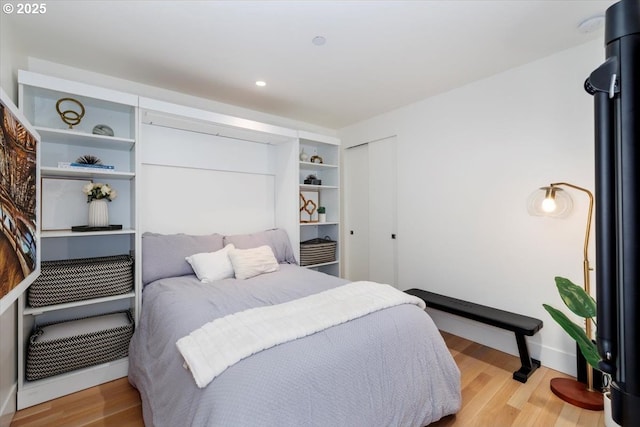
[{"xmin": 176, "ymin": 281, "xmax": 426, "ymax": 388}]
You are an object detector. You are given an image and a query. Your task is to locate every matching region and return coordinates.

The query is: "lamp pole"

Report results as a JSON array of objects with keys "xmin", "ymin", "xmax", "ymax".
[{"xmin": 550, "ymin": 182, "xmax": 596, "ymax": 391}]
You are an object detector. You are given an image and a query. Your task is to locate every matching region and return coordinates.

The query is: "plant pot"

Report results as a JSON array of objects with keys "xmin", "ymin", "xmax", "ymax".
[
  {"xmin": 604, "ymin": 392, "xmax": 621, "ymax": 427},
  {"xmin": 88, "ymin": 199, "xmax": 109, "ymax": 227},
  {"xmin": 318, "ymin": 213, "xmax": 326, "ymax": 223},
  {"xmin": 576, "ymin": 342, "xmax": 603, "ymax": 389}
]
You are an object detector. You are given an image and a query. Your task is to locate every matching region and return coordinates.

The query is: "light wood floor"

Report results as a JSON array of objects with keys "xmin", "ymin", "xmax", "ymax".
[{"xmin": 11, "ymin": 332, "xmax": 604, "ymax": 427}]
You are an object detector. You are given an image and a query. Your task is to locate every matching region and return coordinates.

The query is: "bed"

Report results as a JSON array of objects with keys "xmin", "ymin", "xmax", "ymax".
[{"xmin": 128, "ymin": 229, "xmax": 461, "ymax": 426}]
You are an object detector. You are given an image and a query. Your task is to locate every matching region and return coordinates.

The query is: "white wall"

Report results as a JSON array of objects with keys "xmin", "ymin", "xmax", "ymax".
[
  {"xmin": 339, "ymin": 39, "xmax": 604, "ymax": 376},
  {"xmin": 0, "ymin": 16, "xmax": 25, "ymax": 103}
]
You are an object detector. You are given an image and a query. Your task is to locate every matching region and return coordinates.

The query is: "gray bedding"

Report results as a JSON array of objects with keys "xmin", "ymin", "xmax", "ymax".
[{"xmin": 128, "ymin": 265, "xmax": 461, "ymax": 426}]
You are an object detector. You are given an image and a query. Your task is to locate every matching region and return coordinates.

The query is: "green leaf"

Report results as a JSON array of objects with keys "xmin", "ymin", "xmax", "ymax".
[
  {"xmin": 543, "ymin": 304, "xmax": 601, "ymax": 369},
  {"xmin": 555, "ymin": 276, "xmax": 596, "ymax": 319}
]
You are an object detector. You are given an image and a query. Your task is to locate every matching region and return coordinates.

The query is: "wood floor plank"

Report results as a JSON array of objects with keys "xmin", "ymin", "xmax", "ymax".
[
  {"xmin": 506, "ymin": 359, "xmax": 548, "ymax": 410},
  {"xmin": 11, "ymin": 332, "xmax": 605, "ymax": 427},
  {"xmin": 474, "ymin": 373, "xmax": 522, "ymax": 426}
]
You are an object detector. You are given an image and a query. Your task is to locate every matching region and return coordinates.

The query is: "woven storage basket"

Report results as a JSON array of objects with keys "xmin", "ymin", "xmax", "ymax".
[
  {"xmin": 28, "ymin": 255, "xmax": 134, "ymax": 307},
  {"xmin": 300, "ymin": 237, "xmax": 337, "ymax": 266},
  {"xmin": 26, "ymin": 311, "xmax": 134, "ymax": 381}
]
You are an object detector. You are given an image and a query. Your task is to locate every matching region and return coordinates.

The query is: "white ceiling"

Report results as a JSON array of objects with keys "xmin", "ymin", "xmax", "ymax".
[{"xmin": 3, "ymin": 0, "xmax": 616, "ymax": 129}]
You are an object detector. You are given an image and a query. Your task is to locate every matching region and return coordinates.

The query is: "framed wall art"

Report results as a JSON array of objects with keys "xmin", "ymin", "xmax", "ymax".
[
  {"xmin": 300, "ymin": 191, "xmax": 319, "ymax": 223},
  {"xmin": 0, "ymin": 88, "xmax": 41, "ymax": 314}
]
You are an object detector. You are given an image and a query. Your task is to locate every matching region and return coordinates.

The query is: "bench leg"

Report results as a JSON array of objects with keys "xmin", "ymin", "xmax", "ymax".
[{"xmin": 512, "ymin": 332, "xmax": 541, "ymax": 383}]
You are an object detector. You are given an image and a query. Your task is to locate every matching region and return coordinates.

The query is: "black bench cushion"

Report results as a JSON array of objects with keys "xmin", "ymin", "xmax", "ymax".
[{"xmin": 405, "ymin": 289, "xmax": 543, "ymax": 336}]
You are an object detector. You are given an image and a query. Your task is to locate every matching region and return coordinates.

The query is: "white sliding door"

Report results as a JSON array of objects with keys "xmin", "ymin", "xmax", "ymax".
[{"xmin": 344, "ymin": 136, "xmax": 398, "ymax": 286}]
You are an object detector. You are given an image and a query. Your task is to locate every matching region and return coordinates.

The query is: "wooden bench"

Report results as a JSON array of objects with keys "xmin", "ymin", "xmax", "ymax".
[{"xmin": 405, "ymin": 288, "xmax": 543, "ymax": 383}]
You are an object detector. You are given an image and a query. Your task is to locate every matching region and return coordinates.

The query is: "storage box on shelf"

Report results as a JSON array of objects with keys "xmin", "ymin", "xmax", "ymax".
[
  {"xmin": 300, "ymin": 237, "xmax": 337, "ymax": 266},
  {"xmin": 17, "ymin": 70, "xmax": 139, "ymax": 409},
  {"xmin": 26, "ymin": 310, "xmax": 134, "ymax": 381},
  {"xmin": 17, "ymin": 290, "xmax": 132, "ymax": 409},
  {"xmin": 298, "ymin": 131, "xmax": 340, "ymax": 277},
  {"xmin": 28, "ymin": 255, "xmax": 134, "ymax": 307}
]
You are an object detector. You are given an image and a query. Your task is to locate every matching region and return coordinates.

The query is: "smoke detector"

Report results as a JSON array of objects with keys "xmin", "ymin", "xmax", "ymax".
[
  {"xmin": 578, "ymin": 15, "xmax": 605, "ymax": 33},
  {"xmin": 312, "ymin": 36, "xmax": 326, "ymax": 46}
]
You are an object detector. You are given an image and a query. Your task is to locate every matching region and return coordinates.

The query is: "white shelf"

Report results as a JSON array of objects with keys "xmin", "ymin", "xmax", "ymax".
[
  {"xmin": 19, "ymin": 70, "xmax": 138, "ymax": 107},
  {"xmin": 40, "ymin": 166, "xmax": 135, "ymax": 180},
  {"xmin": 23, "ymin": 292, "xmax": 136, "ymax": 315},
  {"xmin": 17, "ymin": 357, "xmax": 129, "ymax": 410},
  {"xmin": 300, "ymin": 184, "xmax": 339, "ymax": 191},
  {"xmin": 299, "ymin": 161, "xmax": 338, "ymax": 170},
  {"xmin": 302, "ymin": 260, "xmax": 340, "ymax": 269},
  {"xmin": 41, "ymin": 228, "xmax": 135, "ymax": 238},
  {"xmin": 18, "ymin": 70, "xmax": 139, "ymax": 409},
  {"xmin": 297, "ymin": 133, "xmax": 341, "ymax": 277},
  {"xmin": 35, "ymin": 126, "xmax": 135, "ymax": 150}
]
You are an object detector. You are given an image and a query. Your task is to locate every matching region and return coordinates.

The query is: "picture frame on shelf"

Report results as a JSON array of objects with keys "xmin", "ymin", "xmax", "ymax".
[{"xmin": 41, "ymin": 177, "xmax": 91, "ymax": 231}]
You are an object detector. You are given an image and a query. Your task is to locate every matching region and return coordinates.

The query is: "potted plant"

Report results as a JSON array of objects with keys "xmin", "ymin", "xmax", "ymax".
[
  {"xmin": 542, "ymin": 276, "xmax": 600, "ymax": 370},
  {"xmin": 543, "ymin": 277, "xmax": 619, "ymax": 425},
  {"xmin": 318, "ymin": 206, "xmax": 326, "ymax": 223}
]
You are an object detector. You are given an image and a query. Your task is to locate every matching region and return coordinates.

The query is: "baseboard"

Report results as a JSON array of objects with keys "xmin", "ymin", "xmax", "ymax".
[
  {"xmin": 428, "ymin": 309, "xmax": 577, "ymax": 376},
  {"xmin": 0, "ymin": 382, "xmax": 16, "ymax": 427}
]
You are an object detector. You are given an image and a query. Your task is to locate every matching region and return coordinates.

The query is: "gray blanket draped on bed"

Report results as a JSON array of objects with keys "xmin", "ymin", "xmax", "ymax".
[{"xmin": 128, "ymin": 265, "xmax": 461, "ymax": 426}]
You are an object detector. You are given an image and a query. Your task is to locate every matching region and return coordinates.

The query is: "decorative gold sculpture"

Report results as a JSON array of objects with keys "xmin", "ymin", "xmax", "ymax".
[
  {"xmin": 310, "ymin": 155, "xmax": 323, "ymax": 164},
  {"xmin": 299, "ymin": 192, "xmax": 319, "ymax": 223},
  {"xmin": 56, "ymin": 97, "xmax": 85, "ymax": 129}
]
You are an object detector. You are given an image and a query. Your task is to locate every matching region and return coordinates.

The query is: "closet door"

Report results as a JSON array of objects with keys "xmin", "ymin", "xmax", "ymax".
[
  {"xmin": 344, "ymin": 137, "xmax": 397, "ymax": 286},
  {"xmin": 344, "ymin": 144, "xmax": 370, "ymax": 281},
  {"xmin": 368, "ymin": 137, "xmax": 397, "ymax": 286}
]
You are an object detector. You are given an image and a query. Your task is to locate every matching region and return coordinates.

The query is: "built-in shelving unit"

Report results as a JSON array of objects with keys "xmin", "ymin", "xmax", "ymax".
[
  {"xmin": 17, "ymin": 70, "xmax": 139, "ymax": 409},
  {"xmin": 298, "ymin": 131, "xmax": 341, "ymax": 277},
  {"xmin": 14, "ymin": 70, "xmax": 341, "ymax": 409}
]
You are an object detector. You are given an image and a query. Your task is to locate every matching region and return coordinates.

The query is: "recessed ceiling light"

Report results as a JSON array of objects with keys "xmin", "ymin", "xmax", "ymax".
[
  {"xmin": 255, "ymin": 81, "xmax": 266, "ymax": 87},
  {"xmin": 312, "ymin": 36, "xmax": 326, "ymax": 46}
]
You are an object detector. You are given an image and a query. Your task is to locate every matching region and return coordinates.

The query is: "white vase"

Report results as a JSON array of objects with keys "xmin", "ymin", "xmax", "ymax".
[
  {"xmin": 318, "ymin": 213, "xmax": 326, "ymax": 223},
  {"xmin": 88, "ymin": 199, "xmax": 109, "ymax": 227}
]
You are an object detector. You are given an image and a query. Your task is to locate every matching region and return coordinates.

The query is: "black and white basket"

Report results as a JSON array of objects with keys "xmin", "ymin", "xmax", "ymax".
[
  {"xmin": 26, "ymin": 311, "xmax": 134, "ymax": 381},
  {"xmin": 300, "ymin": 237, "xmax": 337, "ymax": 266},
  {"xmin": 28, "ymin": 255, "xmax": 134, "ymax": 307}
]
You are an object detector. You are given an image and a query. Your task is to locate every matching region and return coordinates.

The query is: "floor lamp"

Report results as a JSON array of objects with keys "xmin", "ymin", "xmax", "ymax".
[{"xmin": 528, "ymin": 182, "xmax": 603, "ymax": 410}]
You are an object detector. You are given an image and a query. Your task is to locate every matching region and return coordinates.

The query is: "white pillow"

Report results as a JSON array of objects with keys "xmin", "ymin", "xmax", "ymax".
[
  {"xmin": 228, "ymin": 245, "xmax": 279, "ymax": 280},
  {"xmin": 185, "ymin": 244, "xmax": 235, "ymax": 283}
]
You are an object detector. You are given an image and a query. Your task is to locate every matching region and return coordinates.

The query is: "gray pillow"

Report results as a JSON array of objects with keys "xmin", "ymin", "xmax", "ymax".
[
  {"xmin": 142, "ymin": 232, "xmax": 224, "ymax": 285},
  {"xmin": 223, "ymin": 228, "xmax": 297, "ymax": 265}
]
